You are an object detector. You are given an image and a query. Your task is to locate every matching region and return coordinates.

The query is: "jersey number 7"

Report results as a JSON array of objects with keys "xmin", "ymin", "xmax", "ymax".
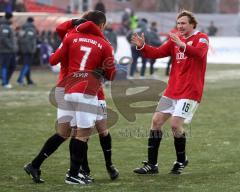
[{"xmin": 79, "ymin": 46, "xmax": 92, "ymax": 70}]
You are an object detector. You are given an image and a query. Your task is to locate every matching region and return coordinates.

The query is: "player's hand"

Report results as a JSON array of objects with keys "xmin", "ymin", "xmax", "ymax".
[
  {"xmin": 72, "ymin": 18, "xmax": 87, "ymax": 26},
  {"xmin": 169, "ymin": 32, "xmax": 185, "ymax": 49},
  {"xmin": 131, "ymin": 33, "xmax": 145, "ymax": 48},
  {"xmin": 92, "ymin": 68, "xmax": 105, "ymax": 79}
]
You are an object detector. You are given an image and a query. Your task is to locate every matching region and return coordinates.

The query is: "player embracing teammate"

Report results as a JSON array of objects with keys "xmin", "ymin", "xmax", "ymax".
[
  {"xmin": 24, "ymin": 9, "xmax": 209, "ymax": 184},
  {"xmin": 24, "ymin": 10, "xmax": 118, "ymax": 184}
]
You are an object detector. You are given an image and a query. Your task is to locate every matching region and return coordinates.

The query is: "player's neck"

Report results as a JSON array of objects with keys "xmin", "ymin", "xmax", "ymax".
[{"xmin": 184, "ymin": 30, "xmax": 196, "ymax": 39}]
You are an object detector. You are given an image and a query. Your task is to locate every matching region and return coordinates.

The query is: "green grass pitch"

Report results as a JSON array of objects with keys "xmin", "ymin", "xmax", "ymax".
[{"xmin": 0, "ymin": 64, "xmax": 240, "ymax": 192}]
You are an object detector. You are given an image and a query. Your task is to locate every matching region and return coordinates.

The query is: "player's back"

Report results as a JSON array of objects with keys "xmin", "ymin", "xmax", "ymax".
[
  {"xmin": 63, "ymin": 21, "xmax": 114, "ymax": 75},
  {"xmin": 62, "ymin": 21, "xmax": 115, "ymax": 95},
  {"xmin": 67, "ymin": 32, "xmax": 109, "ymax": 74}
]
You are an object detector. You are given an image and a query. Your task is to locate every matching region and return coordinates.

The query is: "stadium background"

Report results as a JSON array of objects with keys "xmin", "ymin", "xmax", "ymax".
[{"xmin": 0, "ymin": 0, "xmax": 240, "ymax": 192}]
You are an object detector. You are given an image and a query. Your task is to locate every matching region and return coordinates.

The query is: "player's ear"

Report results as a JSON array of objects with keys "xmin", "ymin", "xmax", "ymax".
[{"xmin": 99, "ymin": 23, "xmax": 106, "ymax": 31}]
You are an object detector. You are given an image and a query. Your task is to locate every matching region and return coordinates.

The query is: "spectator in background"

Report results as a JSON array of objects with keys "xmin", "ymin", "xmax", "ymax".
[
  {"xmin": 32, "ymin": 29, "xmax": 42, "ymax": 66},
  {"xmin": 127, "ymin": 18, "xmax": 149, "ymax": 78},
  {"xmin": 72, "ymin": 0, "xmax": 79, "ymax": 13},
  {"xmin": 120, "ymin": 8, "xmax": 131, "ymax": 35},
  {"xmin": 40, "ymin": 31, "xmax": 48, "ymax": 65},
  {"xmin": 207, "ymin": 21, "xmax": 218, "ymax": 36},
  {"xmin": 15, "ymin": 0, "xmax": 25, "ymax": 12},
  {"xmin": 0, "ymin": 0, "xmax": 6, "ymax": 11},
  {"xmin": 148, "ymin": 21, "xmax": 162, "ymax": 79},
  {"xmin": 130, "ymin": 10, "xmax": 138, "ymax": 30},
  {"xmin": 94, "ymin": 0, "xmax": 105, "ymax": 13},
  {"xmin": 11, "ymin": 0, "xmax": 16, "ymax": 10},
  {"xmin": 40, "ymin": 30, "xmax": 47, "ymax": 43},
  {"xmin": 66, "ymin": 5, "xmax": 72, "ymax": 14},
  {"xmin": 0, "ymin": 12, "xmax": 15, "ymax": 89},
  {"xmin": 39, "ymin": 30, "xmax": 53, "ymax": 66},
  {"xmin": 150, "ymin": 21, "xmax": 158, "ymax": 33},
  {"xmin": 2, "ymin": 0, "xmax": 13, "ymax": 13},
  {"xmin": 7, "ymin": 24, "xmax": 19, "ymax": 86},
  {"xmin": 104, "ymin": 21, "xmax": 118, "ymax": 86},
  {"xmin": 165, "ymin": 25, "xmax": 178, "ymax": 76},
  {"xmin": 46, "ymin": 30, "xmax": 53, "ymax": 47},
  {"xmin": 104, "ymin": 22, "xmax": 118, "ymax": 53},
  {"xmin": 17, "ymin": 17, "xmax": 37, "ymax": 85}
]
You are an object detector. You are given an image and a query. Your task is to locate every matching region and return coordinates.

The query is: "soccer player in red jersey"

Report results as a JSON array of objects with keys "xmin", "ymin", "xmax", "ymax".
[
  {"xmin": 23, "ymin": 22, "xmax": 76, "ymax": 184},
  {"xmin": 132, "ymin": 10, "xmax": 209, "ymax": 174},
  {"xmin": 23, "ymin": 11, "xmax": 117, "ymax": 185},
  {"xmin": 49, "ymin": 11, "xmax": 116, "ymax": 184},
  {"xmin": 54, "ymin": 17, "xmax": 119, "ymax": 180}
]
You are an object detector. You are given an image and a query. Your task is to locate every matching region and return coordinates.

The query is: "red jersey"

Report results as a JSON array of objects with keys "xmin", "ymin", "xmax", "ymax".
[
  {"xmin": 53, "ymin": 42, "xmax": 69, "ymax": 87},
  {"xmin": 139, "ymin": 31, "xmax": 209, "ymax": 102},
  {"xmin": 56, "ymin": 20, "xmax": 73, "ymax": 40},
  {"xmin": 49, "ymin": 20, "xmax": 73, "ymax": 87},
  {"xmin": 53, "ymin": 20, "xmax": 105, "ymax": 100},
  {"xmin": 50, "ymin": 21, "xmax": 116, "ymax": 95}
]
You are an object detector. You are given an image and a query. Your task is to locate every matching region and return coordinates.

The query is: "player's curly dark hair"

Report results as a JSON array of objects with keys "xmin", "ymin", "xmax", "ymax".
[
  {"xmin": 177, "ymin": 10, "xmax": 198, "ymax": 29},
  {"xmin": 81, "ymin": 10, "xmax": 106, "ymax": 26}
]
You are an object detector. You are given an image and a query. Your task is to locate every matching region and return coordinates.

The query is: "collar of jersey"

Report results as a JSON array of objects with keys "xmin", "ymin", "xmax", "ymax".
[{"xmin": 185, "ymin": 30, "xmax": 199, "ymax": 39}]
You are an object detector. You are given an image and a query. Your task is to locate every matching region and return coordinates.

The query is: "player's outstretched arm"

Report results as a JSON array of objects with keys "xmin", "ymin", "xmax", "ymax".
[{"xmin": 132, "ymin": 34, "xmax": 172, "ymax": 59}]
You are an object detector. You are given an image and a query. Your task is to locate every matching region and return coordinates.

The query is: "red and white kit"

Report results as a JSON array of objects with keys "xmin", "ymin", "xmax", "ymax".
[
  {"xmin": 139, "ymin": 31, "xmax": 209, "ymax": 122},
  {"xmin": 50, "ymin": 21, "xmax": 116, "ymax": 128}
]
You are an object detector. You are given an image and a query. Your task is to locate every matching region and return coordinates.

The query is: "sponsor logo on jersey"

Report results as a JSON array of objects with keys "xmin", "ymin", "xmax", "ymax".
[{"xmin": 176, "ymin": 52, "xmax": 186, "ymax": 60}]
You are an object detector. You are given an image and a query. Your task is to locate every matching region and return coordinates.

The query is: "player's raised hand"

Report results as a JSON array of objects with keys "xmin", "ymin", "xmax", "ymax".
[
  {"xmin": 131, "ymin": 33, "xmax": 145, "ymax": 48},
  {"xmin": 169, "ymin": 32, "xmax": 185, "ymax": 49},
  {"xmin": 72, "ymin": 18, "xmax": 87, "ymax": 26}
]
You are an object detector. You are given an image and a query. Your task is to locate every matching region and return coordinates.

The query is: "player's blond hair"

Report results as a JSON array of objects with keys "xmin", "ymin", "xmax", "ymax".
[{"xmin": 177, "ymin": 10, "xmax": 198, "ymax": 29}]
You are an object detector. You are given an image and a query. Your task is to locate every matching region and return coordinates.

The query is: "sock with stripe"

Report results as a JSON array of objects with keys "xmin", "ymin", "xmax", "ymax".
[
  {"xmin": 99, "ymin": 133, "xmax": 112, "ymax": 167},
  {"xmin": 31, "ymin": 133, "xmax": 66, "ymax": 169},
  {"xmin": 174, "ymin": 133, "xmax": 186, "ymax": 163},
  {"xmin": 148, "ymin": 130, "xmax": 162, "ymax": 165}
]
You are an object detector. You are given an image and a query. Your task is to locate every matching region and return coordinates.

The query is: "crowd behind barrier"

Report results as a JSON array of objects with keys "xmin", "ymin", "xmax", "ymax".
[{"xmin": 0, "ymin": 11, "xmax": 239, "ymax": 88}]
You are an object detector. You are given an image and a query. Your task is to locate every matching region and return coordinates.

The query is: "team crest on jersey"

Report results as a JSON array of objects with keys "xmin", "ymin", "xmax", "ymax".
[
  {"xmin": 187, "ymin": 41, "xmax": 193, "ymax": 46},
  {"xmin": 199, "ymin": 38, "xmax": 208, "ymax": 45}
]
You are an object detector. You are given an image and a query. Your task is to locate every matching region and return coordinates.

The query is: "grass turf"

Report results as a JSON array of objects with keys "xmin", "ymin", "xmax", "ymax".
[{"xmin": 0, "ymin": 64, "xmax": 240, "ymax": 192}]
